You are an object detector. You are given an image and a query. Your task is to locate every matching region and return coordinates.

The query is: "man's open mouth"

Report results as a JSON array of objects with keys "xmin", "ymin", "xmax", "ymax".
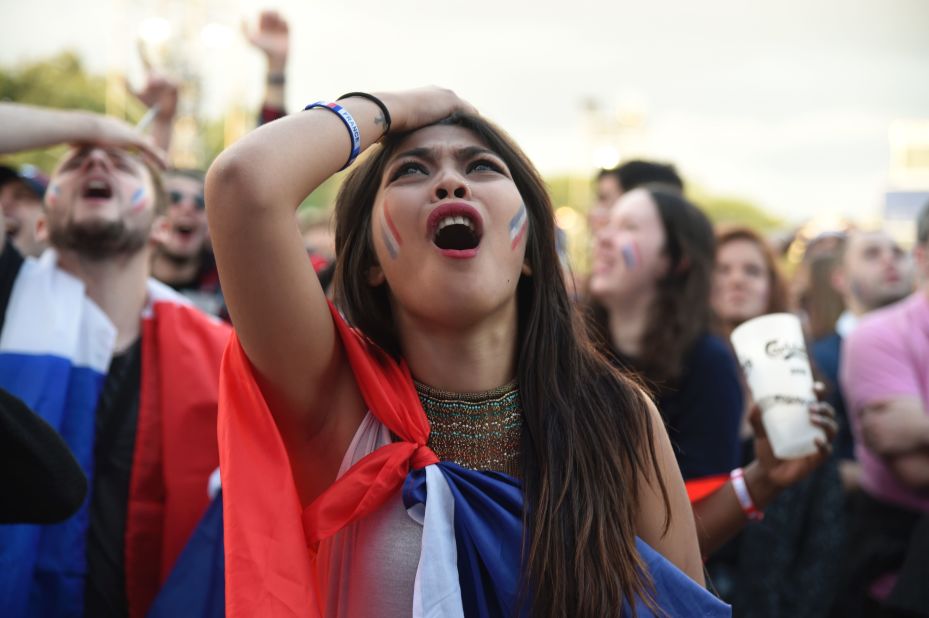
[
  {"xmin": 82, "ymin": 179, "xmax": 113, "ymax": 200},
  {"xmin": 173, "ymin": 222, "xmax": 196, "ymax": 240}
]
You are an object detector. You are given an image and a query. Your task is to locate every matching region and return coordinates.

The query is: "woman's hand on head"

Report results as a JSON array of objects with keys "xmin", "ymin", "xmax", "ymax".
[
  {"xmin": 751, "ymin": 383, "xmax": 838, "ymax": 490},
  {"xmin": 375, "ymin": 87, "xmax": 477, "ymax": 135}
]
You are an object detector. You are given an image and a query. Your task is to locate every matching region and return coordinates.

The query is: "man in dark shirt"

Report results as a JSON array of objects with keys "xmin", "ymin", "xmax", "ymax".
[{"xmin": 0, "ymin": 102, "xmax": 230, "ymax": 617}]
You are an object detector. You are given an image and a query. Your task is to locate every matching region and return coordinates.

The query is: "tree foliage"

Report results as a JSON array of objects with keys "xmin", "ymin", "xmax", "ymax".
[
  {"xmin": 0, "ymin": 52, "xmax": 107, "ymax": 113},
  {"xmin": 0, "ymin": 52, "xmax": 112, "ymax": 172}
]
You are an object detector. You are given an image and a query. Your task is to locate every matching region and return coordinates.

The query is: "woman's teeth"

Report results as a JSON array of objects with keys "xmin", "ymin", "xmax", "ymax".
[{"xmin": 436, "ymin": 216, "xmax": 475, "ymax": 233}]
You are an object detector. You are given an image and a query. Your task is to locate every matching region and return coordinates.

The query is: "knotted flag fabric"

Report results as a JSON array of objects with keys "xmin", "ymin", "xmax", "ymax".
[
  {"xmin": 220, "ymin": 303, "xmax": 731, "ymax": 617},
  {"xmin": 0, "ymin": 251, "xmax": 231, "ymax": 617}
]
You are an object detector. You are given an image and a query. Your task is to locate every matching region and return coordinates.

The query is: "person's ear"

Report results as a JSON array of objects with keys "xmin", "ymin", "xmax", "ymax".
[
  {"xmin": 34, "ymin": 213, "xmax": 48, "ymax": 243},
  {"xmin": 521, "ymin": 261, "xmax": 532, "ymax": 276}
]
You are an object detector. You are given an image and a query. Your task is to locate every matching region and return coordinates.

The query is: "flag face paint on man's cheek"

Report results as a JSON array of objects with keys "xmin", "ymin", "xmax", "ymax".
[
  {"xmin": 130, "ymin": 187, "xmax": 149, "ymax": 212},
  {"xmin": 46, "ymin": 183, "xmax": 60, "ymax": 207}
]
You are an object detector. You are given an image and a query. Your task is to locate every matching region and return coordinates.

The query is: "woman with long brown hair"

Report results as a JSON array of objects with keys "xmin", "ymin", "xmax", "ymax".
[
  {"xmin": 205, "ymin": 88, "xmax": 727, "ymax": 616},
  {"xmin": 710, "ymin": 226, "xmax": 845, "ymax": 615},
  {"xmin": 589, "ymin": 187, "xmax": 836, "ymax": 558},
  {"xmin": 711, "ymin": 225, "xmax": 789, "ymax": 338}
]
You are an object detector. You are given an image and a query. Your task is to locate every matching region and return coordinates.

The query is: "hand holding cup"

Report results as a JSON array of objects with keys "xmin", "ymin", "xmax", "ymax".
[
  {"xmin": 752, "ymin": 382, "xmax": 838, "ymax": 489},
  {"xmin": 731, "ymin": 313, "xmax": 827, "ymax": 459}
]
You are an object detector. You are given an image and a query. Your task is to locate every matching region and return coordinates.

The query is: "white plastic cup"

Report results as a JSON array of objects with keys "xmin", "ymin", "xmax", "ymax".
[{"xmin": 730, "ymin": 313, "xmax": 824, "ymax": 459}]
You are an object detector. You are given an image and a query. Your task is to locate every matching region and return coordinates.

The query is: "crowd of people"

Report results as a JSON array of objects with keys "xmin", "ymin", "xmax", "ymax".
[{"xmin": 0, "ymin": 10, "xmax": 927, "ymax": 618}]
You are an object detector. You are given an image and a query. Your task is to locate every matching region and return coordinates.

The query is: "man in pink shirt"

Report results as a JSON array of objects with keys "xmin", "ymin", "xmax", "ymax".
[{"xmin": 839, "ymin": 202, "xmax": 929, "ymax": 616}]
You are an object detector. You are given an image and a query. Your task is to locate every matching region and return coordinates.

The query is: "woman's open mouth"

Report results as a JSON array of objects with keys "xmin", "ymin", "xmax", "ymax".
[{"xmin": 427, "ymin": 203, "xmax": 483, "ymax": 258}]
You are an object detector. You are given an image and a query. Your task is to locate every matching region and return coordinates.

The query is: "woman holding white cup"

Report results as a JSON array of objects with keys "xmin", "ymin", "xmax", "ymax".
[
  {"xmin": 710, "ymin": 226, "xmax": 847, "ymax": 613},
  {"xmin": 590, "ymin": 187, "xmax": 838, "ymax": 557}
]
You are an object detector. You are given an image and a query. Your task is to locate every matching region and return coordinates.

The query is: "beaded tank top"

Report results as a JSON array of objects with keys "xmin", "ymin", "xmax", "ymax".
[{"xmin": 415, "ymin": 379, "xmax": 523, "ymax": 478}]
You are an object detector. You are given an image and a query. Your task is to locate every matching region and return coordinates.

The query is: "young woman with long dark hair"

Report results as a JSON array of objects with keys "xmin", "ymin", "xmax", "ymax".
[
  {"xmin": 711, "ymin": 225, "xmax": 790, "ymax": 339},
  {"xmin": 589, "ymin": 186, "xmax": 837, "ymax": 557},
  {"xmin": 205, "ymin": 88, "xmax": 727, "ymax": 617},
  {"xmin": 710, "ymin": 225, "xmax": 845, "ymax": 614}
]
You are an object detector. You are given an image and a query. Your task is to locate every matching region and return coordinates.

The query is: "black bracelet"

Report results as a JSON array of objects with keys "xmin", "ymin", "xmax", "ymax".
[
  {"xmin": 337, "ymin": 92, "xmax": 391, "ymax": 136},
  {"xmin": 267, "ymin": 72, "xmax": 286, "ymax": 86}
]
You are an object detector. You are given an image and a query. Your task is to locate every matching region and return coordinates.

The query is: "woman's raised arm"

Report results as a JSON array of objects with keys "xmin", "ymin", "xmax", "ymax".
[{"xmin": 205, "ymin": 88, "xmax": 474, "ymax": 453}]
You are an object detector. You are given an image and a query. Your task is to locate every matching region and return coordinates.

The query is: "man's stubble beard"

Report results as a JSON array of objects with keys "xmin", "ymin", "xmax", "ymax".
[
  {"xmin": 154, "ymin": 240, "xmax": 203, "ymax": 267},
  {"xmin": 856, "ymin": 278, "xmax": 912, "ymax": 312},
  {"xmin": 48, "ymin": 217, "xmax": 149, "ymax": 261}
]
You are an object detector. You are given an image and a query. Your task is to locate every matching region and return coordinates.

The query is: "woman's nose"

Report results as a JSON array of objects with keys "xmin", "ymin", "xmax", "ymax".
[{"xmin": 433, "ymin": 171, "xmax": 470, "ymax": 201}]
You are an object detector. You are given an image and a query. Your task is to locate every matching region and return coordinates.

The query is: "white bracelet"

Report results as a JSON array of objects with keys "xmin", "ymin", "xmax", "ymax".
[{"xmin": 730, "ymin": 468, "xmax": 764, "ymax": 520}]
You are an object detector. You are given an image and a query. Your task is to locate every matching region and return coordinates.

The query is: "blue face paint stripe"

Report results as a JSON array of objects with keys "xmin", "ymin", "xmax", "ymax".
[
  {"xmin": 621, "ymin": 244, "xmax": 638, "ymax": 269},
  {"xmin": 508, "ymin": 205, "xmax": 527, "ymax": 239}
]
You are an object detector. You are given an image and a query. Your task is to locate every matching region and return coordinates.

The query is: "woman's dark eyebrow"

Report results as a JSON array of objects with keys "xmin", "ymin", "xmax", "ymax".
[
  {"xmin": 391, "ymin": 147, "xmax": 434, "ymax": 164},
  {"xmin": 390, "ymin": 145, "xmax": 499, "ymax": 166},
  {"xmin": 456, "ymin": 146, "xmax": 498, "ymax": 161}
]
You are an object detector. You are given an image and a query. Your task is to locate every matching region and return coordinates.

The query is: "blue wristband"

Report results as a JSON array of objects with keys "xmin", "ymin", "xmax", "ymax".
[{"xmin": 303, "ymin": 101, "xmax": 362, "ymax": 170}]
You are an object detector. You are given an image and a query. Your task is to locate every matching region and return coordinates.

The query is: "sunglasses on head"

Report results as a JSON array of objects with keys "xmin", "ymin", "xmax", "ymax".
[{"xmin": 169, "ymin": 190, "xmax": 206, "ymax": 210}]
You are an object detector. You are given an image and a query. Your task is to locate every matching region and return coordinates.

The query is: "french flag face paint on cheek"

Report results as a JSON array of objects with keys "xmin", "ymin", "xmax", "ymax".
[
  {"xmin": 130, "ymin": 187, "xmax": 149, "ymax": 213},
  {"xmin": 509, "ymin": 204, "xmax": 528, "ymax": 250},
  {"xmin": 381, "ymin": 203, "xmax": 402, "ymax": 260},
  {"xmin": 621, "ymin": 241, "xmax": 641, "ymax": 270},
  {"xmin": 46, "ymin": 183, "xmax": 60, "ymax": 208}
]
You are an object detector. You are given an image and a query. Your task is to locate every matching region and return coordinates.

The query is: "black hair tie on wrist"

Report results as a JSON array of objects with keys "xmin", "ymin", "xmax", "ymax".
[{"xmin": 337, "ymin": 92, "xmax": 392, "ymax": 136}]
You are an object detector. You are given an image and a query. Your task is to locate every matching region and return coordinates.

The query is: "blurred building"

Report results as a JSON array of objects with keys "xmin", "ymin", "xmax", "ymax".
[
  {"xmin": 885, "ymin": 119, "xmax": 929, "ymax": 246},
  {"xmin": 580, "ymin": 94, "xmax": 649, "ymax": 171}
]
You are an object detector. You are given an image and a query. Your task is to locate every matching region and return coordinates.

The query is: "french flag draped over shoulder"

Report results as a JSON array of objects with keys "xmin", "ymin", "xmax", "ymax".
[
  {"xmin": 0, "ymin": 251, "xmax": 114, "ymax": 617},
  {"xmin": 221, "ymin": 304, "xmax": 730, "ymax": 617},
  {"xmin": 0, "ymin": 251, "xmax": 231, "ymax": 618}
]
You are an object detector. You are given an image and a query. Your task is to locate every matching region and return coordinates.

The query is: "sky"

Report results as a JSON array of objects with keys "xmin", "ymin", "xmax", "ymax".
[{"xmin": 1, "ymin": 0, "xmax": 927, "ymax": 222}]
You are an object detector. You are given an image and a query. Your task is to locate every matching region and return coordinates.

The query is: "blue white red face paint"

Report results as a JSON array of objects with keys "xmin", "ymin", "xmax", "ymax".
[
  {"xmin": 381, "ymin": 201, "xmax": 402, "ymax": 259},
  {"xmin": 509, "ymin": 203, "xmax": 528, "ymax": 250},
  {"xmin": 621, "ymin": 241, "xmax": 641, "ymax": 270},
  {"xmin": 130, "ymin": 187, "xmax": 149, "ymax": 213},
  {"xmin": 45, "ymin": 182, "xmax": 60, "ymax": 207}
]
